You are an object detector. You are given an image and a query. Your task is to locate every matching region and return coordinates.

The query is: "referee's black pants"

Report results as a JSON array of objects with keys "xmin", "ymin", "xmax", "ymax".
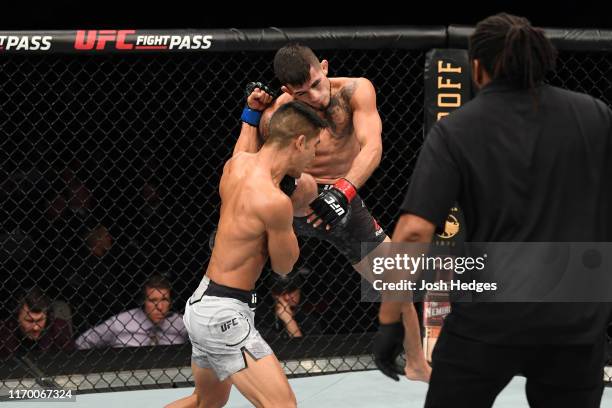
[{"xmin": 424, "ymin": 328, "xmax": 607, "ymax": 408}]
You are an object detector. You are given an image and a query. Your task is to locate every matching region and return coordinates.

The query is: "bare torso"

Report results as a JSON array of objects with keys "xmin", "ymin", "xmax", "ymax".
[
  {"xmin": 206, "ymin": 153, "xmax": 276, "ymax": 291},
  {"xmin": 264, "ymin": 78, "xmax": 361, "ymax": 184}
]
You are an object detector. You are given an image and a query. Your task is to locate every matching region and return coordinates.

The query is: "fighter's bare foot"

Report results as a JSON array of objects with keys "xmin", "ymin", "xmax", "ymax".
[{"xmin": 404, "ymin": 360, "xmax": 431, "ymax": 383}]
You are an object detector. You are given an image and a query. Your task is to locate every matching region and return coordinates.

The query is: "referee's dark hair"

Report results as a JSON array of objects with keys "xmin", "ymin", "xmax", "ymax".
[{"xmin": 469, "ymin": 13, "xmax": 557, "ymax": 90}]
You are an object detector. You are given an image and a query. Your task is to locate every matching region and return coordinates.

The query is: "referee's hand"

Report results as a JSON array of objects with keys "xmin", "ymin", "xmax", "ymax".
[{"xmin": 373, "ymin": 321, "xmax": 405, "ymax": 381}]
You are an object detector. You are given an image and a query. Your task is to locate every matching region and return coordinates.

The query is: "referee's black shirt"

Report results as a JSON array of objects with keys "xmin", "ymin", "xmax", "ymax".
[{"xmin": 401, "ymin": 79, "xmax": 612, "ymax": 344}]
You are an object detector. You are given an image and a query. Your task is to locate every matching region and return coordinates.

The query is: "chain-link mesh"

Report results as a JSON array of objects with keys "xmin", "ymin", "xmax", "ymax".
[
  {"xmin": 0, "ymin": 46, "xmax": 610, "ymax": 395},
  {"xmin": 0, "ymin": 49, "xmax": 424, "ymax": 394}
]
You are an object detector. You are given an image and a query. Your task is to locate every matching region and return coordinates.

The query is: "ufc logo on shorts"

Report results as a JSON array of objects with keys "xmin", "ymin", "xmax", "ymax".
[
  {"xmin": 74, "ymin": 30, "xmax": 135, "ymax": 50},
  {"xmin": 324, "ymin": 196, "xmax": 345, "ymax": 216},
  {"xmin": 220, "ymin": 318, "xmax": 239, "ymax": 333}
]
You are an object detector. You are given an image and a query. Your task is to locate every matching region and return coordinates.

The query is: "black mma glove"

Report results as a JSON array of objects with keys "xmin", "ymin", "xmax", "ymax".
[
  {"xmin": 241, "ymin": 81, "xmax": 277, "ymax": 126},
  {"xmin": 309, "ymin": 178, "xmax": 356, "ymax": 228},
  {"xmin": 280, "ymin": 175, "xmax": 297, "ymax": 197},
  {"xmin": 244, "ymin": 81, "xmax": 277, "ymax": 99},
  {"xmin": 373, "ymin": 321, "xmax": 405, "ymax": 381}
]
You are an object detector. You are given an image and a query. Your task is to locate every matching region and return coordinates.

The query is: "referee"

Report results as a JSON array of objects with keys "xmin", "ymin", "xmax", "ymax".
[{"xmin": 375, "ymin": 13, "xmax": 612, "ymax": 408}]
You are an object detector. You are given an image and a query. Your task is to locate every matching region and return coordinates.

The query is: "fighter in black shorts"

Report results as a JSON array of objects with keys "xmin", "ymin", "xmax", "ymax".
[
  {"xmin": 292, "ymin": 183, "xmax": 385, "ymax": 264},
  {"xmin": 234, "ymin": 45, "xmax": 386, "ymax": 265},
  {"xmin": 233, "ymin": 44, "xmax": 431, "ymax": 381}
]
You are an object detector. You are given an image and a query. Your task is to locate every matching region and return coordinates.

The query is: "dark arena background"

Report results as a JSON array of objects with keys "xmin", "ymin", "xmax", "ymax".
[{"xmin": 0, "ymin": 2, "xmax": 610, "ymax": 405}]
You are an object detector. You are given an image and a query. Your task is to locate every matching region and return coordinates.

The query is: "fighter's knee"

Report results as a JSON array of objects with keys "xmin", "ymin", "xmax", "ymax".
[
  {"xmin": 270, "ymin": 395, "xmax": 297, "ymax": 408},
  {"xmin": 297, "ymin": 173, "xmax": 318, "ymax": 202},
  {"xmin": 292, "ymin": 173, "xmax": 318, "ymax": 217},
  {"xmin": 207, "ymin": 396, "xmax": 230, "ymax": 408},
  {"xmin": 298, "ymin": 173, "xmax": 317, "ymax": 197},
  {"xmin": 198, "ymin": 392, "xmax": 229, "ymax": 408},
  {"xmin": 262, "ymin": 387, "xmax": 296, "ymax": 408},
  {"xmin": 270, "ymin": 403, "xmax": 296, "ymax": 408}
]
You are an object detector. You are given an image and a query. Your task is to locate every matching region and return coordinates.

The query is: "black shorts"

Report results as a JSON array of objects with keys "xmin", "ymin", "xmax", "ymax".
[{"xmin": 293, "ymin": 184, "xmax": 386, "ymax": 264}]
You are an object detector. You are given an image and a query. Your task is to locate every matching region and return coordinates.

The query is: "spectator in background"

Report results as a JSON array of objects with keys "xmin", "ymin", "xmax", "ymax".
[
  {"xmin": 133, "ymin": 176, "xmax": 169, "ymax": 268},
  {"xmin": 47, "ymin": 161, "xmax": 94, "ymax": 221},
  {"xmin": 66, "ymin": 222, "xmax": 115, "ymax": 331},
  {"xmin": 267, "ymin": 268, "xmax": 322, "ymax": 339},
  {"xmin": 66, "ymin": 220, "xmax": 147, "ymax": 333},
  {"xmin": 44, "ymin": 161, "xmax": 98, "ymax": 306},
  {"xmin": 76, "ymin": 273, "xmax": 187, "ymax": 349},
  {"xmin": 0, "ymin": 287, "xmax": 73, "ymax": 356},
  {"xmin": 85, "ymin": 224, "xmax": 113, "ymax": 258}
]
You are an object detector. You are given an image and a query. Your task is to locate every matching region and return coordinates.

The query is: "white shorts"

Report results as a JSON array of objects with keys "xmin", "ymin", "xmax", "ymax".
[{"xmin": 183, "ymin": 276, "xmax": 273, "ymax": 381}]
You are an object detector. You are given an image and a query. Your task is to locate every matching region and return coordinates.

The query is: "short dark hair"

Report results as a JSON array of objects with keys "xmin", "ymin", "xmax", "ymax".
[
  {"xmin": 273, "ymin": 43, "xmax": 320, "ymax": 86},
  {"xmin": 469, "ymin": 13, "xmax": 557, "ymax": 89},
  {"xmin": 19, "ymin": 287, "xmax": 50, "ymax": 314},
  {"xmin": 143, "ymin": 274, "xmax": 172, "ymax": 297},
  {"xmin": 267, "ymin": 101, "xmax": 327, "ymax": 147},
  {"xmin": 271, "ymin": 273, "xmax": 304, "ymax": 296}
]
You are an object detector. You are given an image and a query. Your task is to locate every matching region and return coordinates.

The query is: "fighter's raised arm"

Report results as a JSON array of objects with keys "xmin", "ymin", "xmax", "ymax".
[{"xmin": 233, "ymin": 82, "xmax": 279, "ymax": 155}]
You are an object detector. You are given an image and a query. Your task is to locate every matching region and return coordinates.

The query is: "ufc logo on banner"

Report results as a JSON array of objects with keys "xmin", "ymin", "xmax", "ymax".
[
  {"xmin": 324, "ymin": 196, "xmax": 345, "ymax": 216},
  {"xmin": 75, "ymin": 30, "xmax": 135, "ymax": 50}
]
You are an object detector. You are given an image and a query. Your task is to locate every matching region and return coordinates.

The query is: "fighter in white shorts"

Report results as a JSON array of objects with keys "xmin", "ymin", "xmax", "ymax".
[{"xmin": 182, "ymin": 100, "xmax": 325, "ymax": 408}]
